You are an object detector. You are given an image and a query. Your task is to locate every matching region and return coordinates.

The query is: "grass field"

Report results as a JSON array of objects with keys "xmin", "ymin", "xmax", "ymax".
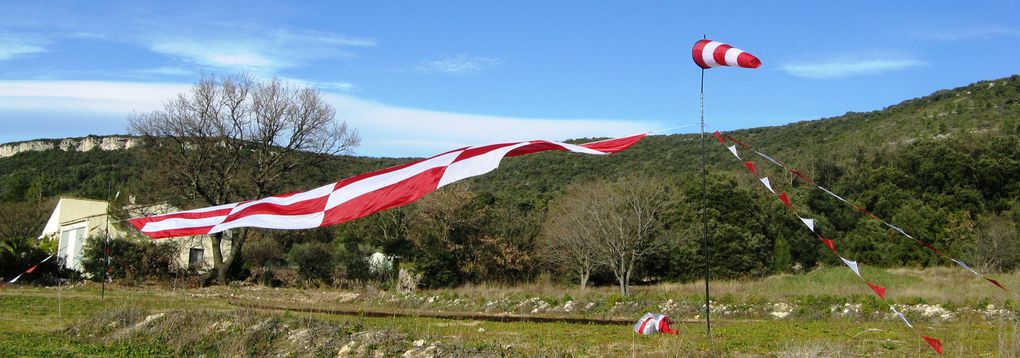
[{"xmin": 2, "ymin": 267, "xmax": 1018, "ymax": 356}]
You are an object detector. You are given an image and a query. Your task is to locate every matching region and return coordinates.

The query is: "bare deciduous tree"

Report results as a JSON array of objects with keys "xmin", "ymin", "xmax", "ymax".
[
  {"xmin": 543, "ymin": 177, "xmax": 670, "ymax": 294},
  {"xmin": 129, "ymin": 73, "xmax": 360, "ymax": 284}
]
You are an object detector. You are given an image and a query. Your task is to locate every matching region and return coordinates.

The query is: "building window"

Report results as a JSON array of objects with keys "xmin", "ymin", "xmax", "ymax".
[{"xmin": 188, "ymin": 248, "xmax": 204, "ymax": 269}]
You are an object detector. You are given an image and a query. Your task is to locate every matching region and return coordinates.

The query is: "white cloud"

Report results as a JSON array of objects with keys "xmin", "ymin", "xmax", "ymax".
[
  {"xmin": 134, "ymin": 66, "xmax": 195, "ymax": 76},
  {"xmin": 322, "ymin": 92, "xmax": 658, "ymax": 157},
  {"xmin": 0, "ymin": 35, "xmax": 46, "ymax": 61},
  {"xmin": 781, "ymin": 58, "xmax": 926, "ymax": 80},
  {"xmin": 148, "ymin": 30, "xmax": 376, "ymax": 74},
  {"xmin": 0, "ymin": 80, "xmax": 189, "ymax": 113},
  {"xmin": 0, "ymin": 80, "xmax": 660, "ymax": 157},
  {"xmin": 417, "ymin": 55, "xmax": 503, "ymax": 75}
]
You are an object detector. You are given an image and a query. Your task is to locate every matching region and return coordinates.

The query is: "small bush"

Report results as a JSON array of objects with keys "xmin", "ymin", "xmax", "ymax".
[
  {"xmin": 287, "ymin": 241, "xmax": 335, "ymax": 285},
  {"xmin": 81, "ymin": 236, "xmax": 181, "ymax": 283}
]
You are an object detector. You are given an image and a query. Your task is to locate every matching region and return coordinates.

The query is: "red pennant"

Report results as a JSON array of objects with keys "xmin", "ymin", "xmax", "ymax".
[
  {"xmin": 788, "ymin": 168, "xmax": 816, "ymax": 185},
  {"xmin": 25, "ymin": 265, "xmax": 38, "ymax": 273},
  {"xmin": 922, "ymin": 336, "xmax": 943, "ymax": 355},
  {"xmin": 921, "ymin": 242, "xmax": 945, "ymax": 257},
  {"xmin": 743, "ymin": 161, "xmax": 758, "ymax": 177},
  {"xmin": 725, "ymin": 134, "xmax": 748, "ymax": 148},
  {"xmin": 820, "ymin": 237, "xmax": 836, "ymax": 252},
  {"xmin": 713, "ymin": 131, "xmax": 726, "ymax": 143},
  {"xmin": 866, "ymin": 282, "xmax": 887, "ymax": 300},
  {"xmin": 778, "ymin": 192, "xmax": 792, "ymax": 209},
  {"xmin": 855, "ymin": 206, "xmax": 880, "ymax": 220},
  {"xmin": 985, "ymin": 277, "xmax": 1007, "ymax": 291}
]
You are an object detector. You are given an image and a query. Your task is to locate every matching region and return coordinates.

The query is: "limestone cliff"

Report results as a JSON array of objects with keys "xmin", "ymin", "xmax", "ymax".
[{"xmin": 0, "ymin": 135, "xmax": 140, "ymax": 158}]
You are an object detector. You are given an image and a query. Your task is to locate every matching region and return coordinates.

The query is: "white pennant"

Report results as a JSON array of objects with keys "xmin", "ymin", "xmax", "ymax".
[
  {"xmin": 819, "ymin": 187, "xmax": 848, "ymax": 203},
  {"xmin": 8, "ymin": 273, "xmax": 23, "ymax": 284},
  {"xmin": 951, "ymin": 259, "xmax": 981, "ymax": 277},
  {"xmin": 760, "ymin": 177, "xmax": 775, "ymax": 193},
  {"xmin": 40, "ymin": 254, "xmax": 53, "ymax": 263},
  {"xmin": 891, "ymin": 306, "xmax": 913, "ymax": 328},
  {"xmin": 727, "ymin": 145, "xmax": 740, "ymax": 159},
  {"xmin": 800, "ymin": 217, "xmax": 815, "ymax": 232},
  {"xmin": 840, "ymin": 257, "xmax": 861, "ymax": 277},
  {"xmin": 755, "ymin": 151, "xmax": 783, "ymax": 167}
]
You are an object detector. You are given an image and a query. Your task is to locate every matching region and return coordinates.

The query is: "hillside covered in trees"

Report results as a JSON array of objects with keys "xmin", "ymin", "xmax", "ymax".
[{"xmin": 2, "ymin": 75, "xmax": 1018, "ymax": 288}]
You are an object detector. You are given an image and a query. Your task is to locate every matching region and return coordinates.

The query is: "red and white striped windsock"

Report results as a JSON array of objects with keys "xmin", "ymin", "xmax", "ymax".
[{"xmin": 692, "ymin": 39, "xmax": 761, "ymax": 69}]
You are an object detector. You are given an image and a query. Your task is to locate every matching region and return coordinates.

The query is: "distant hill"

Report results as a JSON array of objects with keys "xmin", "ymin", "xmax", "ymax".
[
  {"xmin": 3, "ymin": 75, "xmax": 1018, "ymax": 280},
  {"xmin": 1, "ymin": 75, "xmax": 1017, "ymax": 204}
]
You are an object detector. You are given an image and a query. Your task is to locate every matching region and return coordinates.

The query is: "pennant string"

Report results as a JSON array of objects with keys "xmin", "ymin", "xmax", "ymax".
[
  {"xmin": 2, "ymin": 254, "xmax": 54, "ymax": 288},
  {"xmin": 720, "ymin": 131, "xmax": 1006, "ymax": 292},
  {"xmin": 718, "ymin": 134, "xmax": 944, "ymax": 354}
]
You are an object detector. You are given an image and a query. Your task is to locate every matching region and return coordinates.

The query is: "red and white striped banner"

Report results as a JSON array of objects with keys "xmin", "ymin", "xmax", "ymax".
[
  {"xmin": 715, "ymin": 132, "xmax": 943, "ymax": 355},
  {"xmin": 692, "ymin": 39, "xmax": 761, "ymax": 69},
  {"xmin": 130, "ymin": 134, "xmax": 647, "ymax": 239}
]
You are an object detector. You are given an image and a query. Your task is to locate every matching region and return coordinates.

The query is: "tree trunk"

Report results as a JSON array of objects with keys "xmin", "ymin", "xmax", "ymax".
[
  {"xmin": 210, "ymin": 232, "xmax": 226, "ymax": 284},
  {"xmin": 579, "ymin": 267, "xmax": 590, "ymax": 289}
]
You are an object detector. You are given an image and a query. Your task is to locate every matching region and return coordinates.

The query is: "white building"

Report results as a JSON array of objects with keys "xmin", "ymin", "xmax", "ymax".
[{"xmin": 39, "ymin": 197, "xmax": 227, "ymax": 272}]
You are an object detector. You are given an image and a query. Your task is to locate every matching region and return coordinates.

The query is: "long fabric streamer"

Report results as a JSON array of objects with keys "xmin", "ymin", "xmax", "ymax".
[
  {"xmin": 717, "ymin": 131, "xmax": 1006, "ymax": 292},
  {"xmin": 714, "ymin": 132, "xmax": 943, "ymax": 355},
  {"xmin": 1, "ymin": 254, "xmax": 53, "ymax": 288},
  {"xmin": 130, "ymin": 134, "xmax": 647, "ymax": 239}
]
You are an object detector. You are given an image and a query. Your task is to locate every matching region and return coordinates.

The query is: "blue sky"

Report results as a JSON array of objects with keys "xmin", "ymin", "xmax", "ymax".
[{"xmin": 1, "ymin": 1, "xmax": 1018, "ymax": 157}]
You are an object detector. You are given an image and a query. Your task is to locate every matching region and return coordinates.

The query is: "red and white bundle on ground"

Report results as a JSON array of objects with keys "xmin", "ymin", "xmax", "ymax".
[
  {"xmin": 129, "ymin": 134, "xmax": 647, "ymax": 239},
  {"xmin": 692, "ymin": 39, "xmax": 761, "ymax": 69}
]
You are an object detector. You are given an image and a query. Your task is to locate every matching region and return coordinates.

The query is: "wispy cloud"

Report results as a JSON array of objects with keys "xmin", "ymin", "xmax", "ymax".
[
  {"xmin": 134, "ymin": 66, "xmax": 195, "ymax": 77},
  {"xmin": 417, "ymin": 55, "xmax": 503, "ymax": 75},
  {"xmin": 322, "ymin": 92, "xmax": 658, "ymax": 156},
  {"xmin": 0, "ymin": 34, "xmax": 46, "ymax": 61},
  {"xmin": 782, "ymin": 57, "xmax": 926, "ymax": 80},
  {"xmin": 0, "ymin": 80, "xmax": 660, "ymax": 157},
  {"xmin": 914, "ymin": 25, "xmax": 1020, "ymax": 41},
  {"xmin": 148, "ymin": 30, "xmax": 376, "ymax": 74}
]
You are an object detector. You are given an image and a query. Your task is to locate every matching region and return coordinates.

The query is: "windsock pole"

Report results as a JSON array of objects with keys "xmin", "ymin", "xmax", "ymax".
[{"xmin": 699, "ymin": 34, "xmax": 712, "ymax": 340}]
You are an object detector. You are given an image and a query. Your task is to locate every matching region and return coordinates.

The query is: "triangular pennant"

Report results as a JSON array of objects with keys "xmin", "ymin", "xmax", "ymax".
[
  {"xmin": 820, "ymin": 237, "xmax": 836, "ymax": 252},
  {"xmin": 921, "ymin": 242, "xmax": 944, "ymax": 257},
  {"xmin": 985, "ymin": 277, "xmax": 1007, "ymax": 291},
  {"xmin": 841, "ymin": 257, "xmax": 861, "ymax": 277},
  {"xmin": 951, "ymin": 259, "xmax": 981, "ymax": 277},
  {"xmin": 866, "ymin": 282, "xmax": 886, "ymax": 299},
  {"xmin": 819, "ymin": 187, "xmax": 848, "ymax": 203},
  {"xmin": 743, "ymin": 161, "xmax": 758, "ymax": 177},
  {"xmin": 755, "ymin": 151, "xmax": 783, "ymax": 167},
  {"xmin": 8, "ymin": 273, "xmax": 23, "ymax": 284},
  {"xmin": 713, "ymin": 131, "xmax": 726, "ymax": 143},
  {"xmin": 25, "ymin": 265, "xmax": 38, "ymax": 274},
  {"xmin": 855, "ymin": 206, "xmax": 880, "ymax": 220},
  {"xmin": 922, "ymin": 336, "xmax": 943, "ymax": 355},
  {"xmin": 787, "ymin": 168, "xmax": 816, "ymax": 185},
  {"xmin": 779, "ymin": 192, "xmax": 792, "ymax": 209},
  {"xmin": 40, "ymin": 255, "xmax": 53, "ymax": 263},
  {"xmin": 726, "ymin": 133, "xmax": 750, "ymax": 147},
  {"xmin": 800, "ymin": 217, "xmax": 815, "ymax": 232},
  {"xmin": 727, "ymin": 145, "xmax": 740, "ymax": 159},
  {"xmin": 891, "ymin": 307, "xmax": 913, "ymax": 328},
  {"xmin": 759, "ymin": 177, "xmax": 775, "ymax": 193}
]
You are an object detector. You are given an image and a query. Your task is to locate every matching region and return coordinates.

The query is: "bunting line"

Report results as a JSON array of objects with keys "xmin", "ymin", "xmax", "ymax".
[
  {"xmin": 717, "ymin": 135, "xmax": 943, "ymax": 355},
  {"xmin": 719, "ymin": 131, "xmax": 1006, "ymax": 292},
  {"xmin": 2, "ymin": 254, "xmax": 53, "ymax": 288}
]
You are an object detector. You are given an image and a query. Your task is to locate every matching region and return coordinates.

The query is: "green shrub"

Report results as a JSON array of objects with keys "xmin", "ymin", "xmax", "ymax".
[
  {"xmin": 287, "ymin": 241, "xmax": 335, "ymax": 284},
  {"xmin": 81, "ymin": 236, "xmax": 180, "ymax": 282}
]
